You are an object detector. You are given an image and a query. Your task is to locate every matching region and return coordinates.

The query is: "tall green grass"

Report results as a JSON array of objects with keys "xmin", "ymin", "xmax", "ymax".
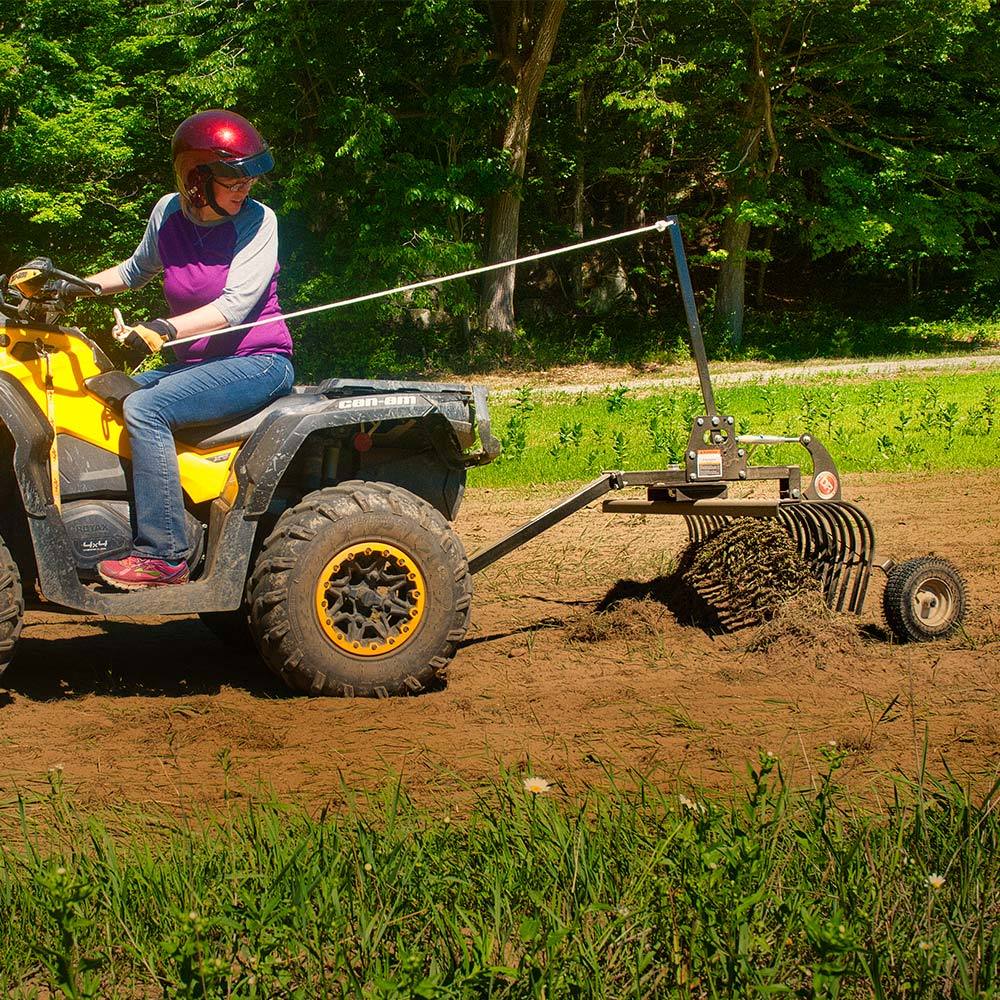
[
  {"xmin": 470, "ymin": 373, "xmax": 999, "ymax": 489},
  {"xmin": 2, "ymin": 756, "xmax": 997, "ymax": 997}
]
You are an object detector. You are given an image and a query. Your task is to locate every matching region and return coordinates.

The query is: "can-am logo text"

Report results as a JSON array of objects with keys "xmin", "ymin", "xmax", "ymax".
[{"xmin": 337, "ymin": 395, "xmax": 418, "ymax": 409}]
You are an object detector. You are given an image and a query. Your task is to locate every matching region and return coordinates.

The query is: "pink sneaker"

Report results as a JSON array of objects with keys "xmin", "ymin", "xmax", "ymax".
[{"xmin": 98, "ymin": 555, "xmax": 190, "ymax": 590}]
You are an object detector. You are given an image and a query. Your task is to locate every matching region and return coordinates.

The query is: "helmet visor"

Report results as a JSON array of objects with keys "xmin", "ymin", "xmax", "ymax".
[{"xmin": 209, "ymin": 148, "xmax": 274, "ymax": 181}]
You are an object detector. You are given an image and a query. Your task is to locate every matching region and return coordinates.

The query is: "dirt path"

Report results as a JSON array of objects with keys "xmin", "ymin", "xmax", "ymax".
[
  {"xmin": 0, "ymin": 470, "xmax": 996, "ymax": 819},
  {"xmin": 477, "ymin": 353, "xmax": 1000, "ymax": 396}
]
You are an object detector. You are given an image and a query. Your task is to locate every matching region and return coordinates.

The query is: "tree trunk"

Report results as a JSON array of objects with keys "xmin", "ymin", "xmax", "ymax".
[
  {"xmin": 716, "ymin": 197, "xmax": 752, "ymax": 347},
  {"xmin": 479, "ymin": 0, "xmax": 566, "ymax": 344},
  {"xmin": 715, "ymin": 23, "xmax": 781, "ymax": 349},
  {"xmin": 482, "ymin": 189, "xmax": 522, "ymax": 331},
  {"xmin": 571, "ymin": 81, "xmax": 590, "ymax": 301}
]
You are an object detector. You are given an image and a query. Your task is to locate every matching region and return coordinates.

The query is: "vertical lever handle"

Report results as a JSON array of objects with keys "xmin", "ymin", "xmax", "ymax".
[{"xmin": 666, "ymin": 216, "xmax": 717, "ymax": 418}]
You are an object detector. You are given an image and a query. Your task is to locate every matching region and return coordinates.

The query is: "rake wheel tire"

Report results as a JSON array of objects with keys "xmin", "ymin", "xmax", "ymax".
[
  {"xmin": 247, "ymin": 481, "xmax": 471, "ymax": 697},
  {"xmin": 883, "ymin": 556, "xmax": 966, "ymax": 643},
  {"xmin": 0, "ymin": 537, "xmax": 23, "ymax": 679}
]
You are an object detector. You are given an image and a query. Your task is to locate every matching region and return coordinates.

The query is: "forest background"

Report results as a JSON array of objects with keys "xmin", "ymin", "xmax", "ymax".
[{"xmin": 2, "ymin": 0, "xmax": 999, "ymax": 381}]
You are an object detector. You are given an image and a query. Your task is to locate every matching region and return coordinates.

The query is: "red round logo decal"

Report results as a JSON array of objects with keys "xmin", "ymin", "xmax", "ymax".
[{"xmin": 814, "ymin": 471, "xmax": 838, "ymax": 499}]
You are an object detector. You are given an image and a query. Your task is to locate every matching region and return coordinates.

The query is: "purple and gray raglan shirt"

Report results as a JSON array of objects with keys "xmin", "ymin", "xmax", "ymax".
[{"xmin": 118, "ymin": 193, "xmax": 292, "ymax": 364}]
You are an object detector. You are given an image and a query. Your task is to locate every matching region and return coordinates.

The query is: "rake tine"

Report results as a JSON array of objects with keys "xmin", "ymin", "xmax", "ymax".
[
  {"xmin": 826, "ymin": 502, "xmax": 869, "ymax": 613},
  {"xmin": 684, "ymin": 515, "xmax": 701, "ymax": 544},
  {"xmin": 807, "ymin": 505, "xmax": 839, "ymax": 601},
  {"xmin": 795, "ymin": 503, "xmax": 831, "ymax": 589},
  {"xmin": 835, "ymin": 501, "xmax": 876, "ymax": 613},
  {"xmin": 778, "ymin": 503, "xmax": 835, "ymax": 606},
  {"xmin": 778, "ymin": 500, "xmax": 876, "ymax": 614},
  {"xmin": 784, "ymin": 502, "xmax": 836, "ymax": 604},
  {"xmin": 824, "ymin": 503, "xmax": 859, "ymax": 612},
  {"xmin": 777, "ymin": 505, "xmax": 807, "ymax": 561},
  {"xmin": 820, "ymin": 504, "xmax": 853, "ymax": 612},
  {"xmin": 839, "ymin": 502, "xmax": 868, "ymax": 611}
]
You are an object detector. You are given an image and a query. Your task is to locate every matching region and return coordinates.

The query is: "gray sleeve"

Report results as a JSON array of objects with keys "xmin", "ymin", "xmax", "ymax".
[
  {"xmin": 117, "ymin": 194, "xmax": 175, "ymax": 288},
  {"xmin": 211, "ymin": 203, "xmax": 279, "ymax": 324}
]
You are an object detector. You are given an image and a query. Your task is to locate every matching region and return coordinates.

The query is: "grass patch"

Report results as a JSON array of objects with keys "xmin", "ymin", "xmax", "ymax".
[
  {"xmin": 1, "ymin": 759, "xmax": 997, "ymax": 997},
  {"xmin": 470, "ymin": 372, "xmax": 999, "ymax": 489}
]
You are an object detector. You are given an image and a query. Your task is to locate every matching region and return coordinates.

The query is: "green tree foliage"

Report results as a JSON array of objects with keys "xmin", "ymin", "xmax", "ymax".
[
  {"xmin": 534, "ymin": 0, "xmax": 998, "ymax": 347},
  {"xmin": 1, "ymin": 0, "xmax": 997, "ymax": 374}
]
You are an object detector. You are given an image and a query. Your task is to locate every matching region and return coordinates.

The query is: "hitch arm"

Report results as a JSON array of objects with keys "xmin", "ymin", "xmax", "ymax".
[{"xmin": 468, "ymin": 474, "xmax": 620, "ymax": 575}]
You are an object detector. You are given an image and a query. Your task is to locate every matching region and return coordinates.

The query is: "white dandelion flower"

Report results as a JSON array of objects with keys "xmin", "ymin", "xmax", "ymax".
[{"xmin": 523, "ymin": 776, "xmax": 553, "ymax": 795}]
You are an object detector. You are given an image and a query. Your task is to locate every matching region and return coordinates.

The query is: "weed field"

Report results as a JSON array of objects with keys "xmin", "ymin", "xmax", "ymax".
[
  {"xmin": 2, "ymin": 760, "xmax": 996, "ymax": 997},
  {"xmin": 473, "ymin": 372, "xmax": 999, "ymax": 488}
]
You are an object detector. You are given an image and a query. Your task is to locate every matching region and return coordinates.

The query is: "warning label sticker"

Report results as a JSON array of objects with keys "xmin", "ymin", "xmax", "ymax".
[
  {"xmin": 814, "ymin": 470, "xmax": 839, "ymax": 499},
  {"xmin": 695, "ymin": 448, "xmax": 723, "ymax": 479}
]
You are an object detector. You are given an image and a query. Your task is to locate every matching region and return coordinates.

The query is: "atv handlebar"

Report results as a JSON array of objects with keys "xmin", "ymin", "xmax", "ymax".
[
  {"xmin": 48, "ymin": 267, "xmax": 102, "ymax": 298},
  {"xmin": 0, "ymin": 259, "xmax": 101, "ymax": 323}
]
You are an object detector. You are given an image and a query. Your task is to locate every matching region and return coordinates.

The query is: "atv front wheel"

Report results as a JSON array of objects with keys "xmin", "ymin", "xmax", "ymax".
[
  {"xmin": 0, "ymin": 537, "xmax": 24, "ymax": 679},
  {"xmin": 247, "ymin": 482, "xmax": 471, "ymax": 696},
  {"xmin": 883, "ymin": 556, "xmax": 967, "ymax": 643}
]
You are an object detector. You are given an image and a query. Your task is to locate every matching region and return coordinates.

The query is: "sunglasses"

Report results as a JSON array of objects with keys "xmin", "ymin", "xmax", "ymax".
[{"xmin": 213, "ymin": 176, "xmax": 258, "ymax": 193}]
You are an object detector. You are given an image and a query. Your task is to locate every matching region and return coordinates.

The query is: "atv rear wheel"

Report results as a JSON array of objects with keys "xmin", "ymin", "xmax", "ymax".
[
  {"xmin": 883, "ymin": 556, "xmax": 966, "ymax": 643},
  {"xmin": 0, "ymin": 537, "xmax": 24, "ymax": 679},
  {"xmin": 247, "ymin": 482, "xmax": 471, "ymax": 696}
]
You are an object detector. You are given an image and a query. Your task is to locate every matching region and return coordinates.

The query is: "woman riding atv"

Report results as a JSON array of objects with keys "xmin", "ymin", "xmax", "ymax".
[{"xmin": 71, "ymin": 110, "xmax": 294, "ymax": 590}]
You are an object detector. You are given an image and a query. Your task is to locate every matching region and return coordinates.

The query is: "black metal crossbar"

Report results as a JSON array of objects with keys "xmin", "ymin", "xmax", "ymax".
[{"xmin": 468, "ymin": 474, "xmax": 620, "ymax": 575}]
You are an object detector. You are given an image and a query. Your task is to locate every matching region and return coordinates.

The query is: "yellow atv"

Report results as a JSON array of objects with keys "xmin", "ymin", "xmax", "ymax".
[{"xmin": 0, "ymin": 259, "xmax": 499, "ymax": 695}]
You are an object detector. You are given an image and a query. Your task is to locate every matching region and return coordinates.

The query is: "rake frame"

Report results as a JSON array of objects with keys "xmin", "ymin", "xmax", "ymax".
[{"xmin": 469, "ymin": 215, "xmax": 883, "ymax": 616}]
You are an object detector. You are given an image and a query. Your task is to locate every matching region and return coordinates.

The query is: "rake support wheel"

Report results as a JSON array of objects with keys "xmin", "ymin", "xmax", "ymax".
[
  {"xmin": 883, "ymin": 556, "xmax": 966, "ymax": 643},
  {"xmin": 248, "ymin": 481, "xmax": 471, "ymax": 696}
]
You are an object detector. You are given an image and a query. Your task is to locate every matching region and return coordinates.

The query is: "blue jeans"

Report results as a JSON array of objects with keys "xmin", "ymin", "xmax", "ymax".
[{"xmin": 123, "ymin": 353, "xmax": 295, "ymax": 561}]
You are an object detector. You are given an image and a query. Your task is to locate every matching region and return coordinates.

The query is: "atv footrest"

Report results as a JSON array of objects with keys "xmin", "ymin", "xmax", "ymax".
[{"xmin": 83, "ymin": 370, "xmax": 142, "ymax": 409}]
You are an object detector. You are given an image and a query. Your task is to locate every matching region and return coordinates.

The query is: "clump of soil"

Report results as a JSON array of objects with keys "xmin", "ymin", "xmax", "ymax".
[
  {"xmin": 567, "ymin": 598, "xmax": 670, "ymax": 643},
  {"xmin": 682, "ymin": 518, "xmax": 821, "ymax": 630},
  {"xmin": 743, "ymin": 590, "xmax": 864, "ymax": 654},
  {"xmin": 568, "ymin": 519, "xmax": 862, "ymax": 646}
]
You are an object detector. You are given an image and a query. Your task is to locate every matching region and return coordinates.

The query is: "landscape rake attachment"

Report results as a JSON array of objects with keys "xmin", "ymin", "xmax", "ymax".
[{"xmin": 469, "ymin": 216, "xmax": 967, "ymax": 643}]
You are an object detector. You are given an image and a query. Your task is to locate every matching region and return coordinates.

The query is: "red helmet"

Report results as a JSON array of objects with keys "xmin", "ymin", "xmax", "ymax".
[{"xmin": 171, "ymin": 110, "xmax": 273, "ymax": 214}]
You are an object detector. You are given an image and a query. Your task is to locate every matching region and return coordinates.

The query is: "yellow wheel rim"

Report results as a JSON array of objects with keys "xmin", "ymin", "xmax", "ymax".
[{"xmin": 314, "ymin": 542, "xmax": 426, "ymax": 656}]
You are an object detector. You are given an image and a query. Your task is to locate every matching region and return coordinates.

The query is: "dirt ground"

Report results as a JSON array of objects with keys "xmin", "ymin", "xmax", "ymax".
[{"xmin": 0, "ymin": 470, "xmax": 997, "ymax": 820}]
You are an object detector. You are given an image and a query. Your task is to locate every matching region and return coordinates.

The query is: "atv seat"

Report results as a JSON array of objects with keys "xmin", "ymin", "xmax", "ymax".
[
  {"xmin": 175, "ymin": 391, "xmax": 319, "ymax": 448},
  {"xmin": 84, "ymin": 370, "xmax": 319, "ymax": 449}
]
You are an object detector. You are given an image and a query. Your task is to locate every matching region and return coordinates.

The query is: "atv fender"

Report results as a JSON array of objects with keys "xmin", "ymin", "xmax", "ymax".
[
  {"xmin": 232, "ymin": 395, "xmax": 471, "ymax": 518},
  {"xmin": 0, "ymin": 372, "xmax": 55, "ymax": 515}
]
